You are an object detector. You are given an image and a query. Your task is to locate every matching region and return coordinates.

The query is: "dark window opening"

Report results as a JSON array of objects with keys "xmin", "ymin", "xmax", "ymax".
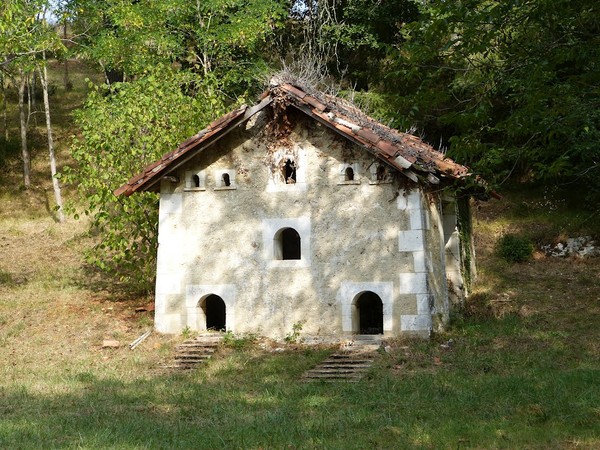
[
  {"xmin": 192, "ymin": 174, "xmax": 200, "ymax": 188},
  {"xmin": 283, "ymin": 159, "xmax": 296, "ymax": 184},
  {"xmin": 280, "ymin": 227, "xmax": 301, "ymax": 260},
  {"xmin": 376, "ymin": 165, "xmax": 386, "ymax": 181},
  {"xmin": 222, "ymin": 173, "xmax": 231, "ymax": 186},
  {"xmin": 203, "ymin": 294, "xmax": 226, "ymax": 331},
  {"xmin": 345, "ymin": 166, "xmax": 355, "ymax": 181},
  {"xmin": 357, "ymin": 291, "xmax": 383, "ymax": 334}
]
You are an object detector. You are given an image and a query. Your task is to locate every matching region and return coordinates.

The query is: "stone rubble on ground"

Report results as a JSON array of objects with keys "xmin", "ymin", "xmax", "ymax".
[
  {"xmin": 440, "ymin": 338, "xmax": 454, "ymax": 350},
  {"xmin": 541, "ymin": 236, "xmax": 599, "ymax": 258}
]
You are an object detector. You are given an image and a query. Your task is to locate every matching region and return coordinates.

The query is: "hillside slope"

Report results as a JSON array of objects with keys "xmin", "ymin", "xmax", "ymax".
[{"xmin": 0, "ymin": 62, "xmax": 598, "ymax": 448}]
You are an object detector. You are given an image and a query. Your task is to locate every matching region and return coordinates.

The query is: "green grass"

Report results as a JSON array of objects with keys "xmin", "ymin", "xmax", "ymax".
[
  {"xmin": 0, "ymin": 336, "xmax": 598, "ymax": 449},
  {"xmin": 1, "ymin": 61, "xmax": 599, "ymax": 449},
  {"xmin": 481, "ymin": 183, "xmax": 600, "ymax": 245},
  {"xmin": 1, "ymin": 221, "xmax": 598, "ymax": 449}
]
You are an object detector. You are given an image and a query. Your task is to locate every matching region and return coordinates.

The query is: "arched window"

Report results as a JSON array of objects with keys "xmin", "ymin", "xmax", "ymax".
[
  {"xmin": 192, "ymin": 174, "xmax": 201, "ymax": 188},
  {"xmin": 345, "ymin": 166, "xmax": 355, "ymax": 181},
  {"xmin": 283, "ymin": 159, "xmax": 296, "ymax": 184},
  {"xmin": 222, "ymin": 173, "xmax": 231, "ymax": 187},
  {"xmin": 274, "ymin": 227, "xmax": 301, "ymax": 260},
  {"xmin": 185, "ymin": 170, "xmax": 205, "ymax": 190}
]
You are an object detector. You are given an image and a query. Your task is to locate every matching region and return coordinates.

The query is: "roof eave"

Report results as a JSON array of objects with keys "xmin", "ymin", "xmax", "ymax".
[{"xmin": 114, "ymin": 95, "xmax": 273, "ymax": 197}]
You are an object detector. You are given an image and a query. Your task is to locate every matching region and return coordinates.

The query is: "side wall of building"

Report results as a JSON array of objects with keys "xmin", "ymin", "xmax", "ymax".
[{"xmin": 153, "ymin": 110, "xmax": 450, "ymax": 339}]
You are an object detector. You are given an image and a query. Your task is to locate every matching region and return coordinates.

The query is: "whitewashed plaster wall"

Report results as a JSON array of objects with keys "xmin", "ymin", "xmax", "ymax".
[{"xmin": 154, "ymin": 111, "xmax": 451, "ymax": 339}]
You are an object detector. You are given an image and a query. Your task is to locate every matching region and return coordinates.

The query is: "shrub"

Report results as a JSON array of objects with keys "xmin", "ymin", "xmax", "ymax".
[
  {"xmin": 222, "ymin": 331, "xmax": 257, "ymax": 349},
  {"xmin": 497, "ymin": 234, "xmax": 534, "ymax": 263},
  {"xmin": 284, "ymin": 321, "xmax": 305, "ymax": 344},
  {"xmin": 0, "ymin": 137, "xmax": 20, "ymax": 168},
  {"xmin": 0, "ymin": 269, "xmax": 13, "ymax": 285}
]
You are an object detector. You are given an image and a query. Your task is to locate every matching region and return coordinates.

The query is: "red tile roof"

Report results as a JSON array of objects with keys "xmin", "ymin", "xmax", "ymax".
[{"xmin": 115, "ymin": 83, "xmax": 472, "ymax": 197}]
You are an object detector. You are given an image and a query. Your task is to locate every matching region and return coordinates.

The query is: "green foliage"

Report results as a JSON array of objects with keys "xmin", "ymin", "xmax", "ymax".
[
  {"xmin": 63, "ymin": 67, "xmax": 227, "ymax": 290},
  {"xmin": 0, "ymin": 137, "xmax": 20, "ymax": 168},
  {"xmin": 178, "ymin": 0, "xmax": 287, "ymax": 94},
  {"xmin": 67, "ymin": 0, "xmax": 287, "ymax": 95},
  {"xmin": 181, "ymin": 326, "xmax": 192, "ymax": 339},
  {"xmin": 222, "ymin": 331, "xmax": 258, "ymax": 349},
  {"xmin": 0, "ymin": 0, "xmax": 65, "ymax": 71},
  {"xmin": 65, "ymin": 0, "xmax": 185, "ymax": 78},
  {"xmin": 376, "ymin": 0, "xmax": 600, "ymax": 193},
  {"xmin": 289, "ymin": 0, "xmax": 419, "ymax": 91},
  {"xmin": 58, "ymin": 0, "xmax": 290, "ymax": 289},
  {"xmin": 284, "ymin": 320, "xmax": 305, "ymax": 344},
  {"xmin": 497, "ymin": 234, "xmax": 534, "ymax": 263}
]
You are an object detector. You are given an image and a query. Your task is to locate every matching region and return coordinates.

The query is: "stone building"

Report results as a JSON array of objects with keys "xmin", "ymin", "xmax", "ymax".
[{"xmin": 116, "ymin": 82, "xmax": 479, "ymax": 340}]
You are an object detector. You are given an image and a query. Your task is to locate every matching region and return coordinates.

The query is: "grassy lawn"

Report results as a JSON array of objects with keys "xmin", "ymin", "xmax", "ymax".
[{"xmin": 1, "ymin": 62, "xmax": 599, "ymax": 449}]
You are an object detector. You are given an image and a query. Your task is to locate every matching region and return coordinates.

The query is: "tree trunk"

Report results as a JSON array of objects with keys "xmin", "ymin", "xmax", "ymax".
[
  {"xmin": 38, "ymin": 59, "xmax": 65, "ymax": 223},
  {"xmin": 63, "ymin": 19, "xmax": 72, "ymax": 91},
  {"xmin": 29, "ymin": 72, "xmax": 37, "ymax": 126},
  {"xmin": 1, "ymin": 74, "xmax": 7, "ymax": 140},
  {"xmin": 18, "ymin": 71, "xmax": 30, "ymax": 189}
]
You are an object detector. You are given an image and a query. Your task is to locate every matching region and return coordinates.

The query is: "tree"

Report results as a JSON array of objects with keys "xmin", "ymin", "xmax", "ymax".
[
  {"xmin": 1, "ymin": 73, "xmax": 7, "ymax": 140},
  {"xmin": 17, "ymin": 69, "xmax": 30, "ymax": 188},
  {"xmin": 288, "ymin": 0, "xmax": 419, "ymax": 90},
  {"xmin": 61, "ymin": 0, "xmax": 291, "ymax": 285},
  {"xmin": 375, "ymin": 0, "xmax": 600, "ymax": 199},
  {"xmin": 64, "ymin": 0, "xmax": 184, "ymax": 83},
  {"xmin": 176, "ymin": 0, "xmax": 288, "ymax": 95},
  {"xmin": 1, "ymin": 0, "xmax": 66, "ymax": 195},
  {"xmin": 64, "ymin": 68, "xmax": 227, "ymax": 290},
  {"xmin": 66, "ymin": 0, "xmax": 287, "ymax": 95},
  {"xmin": 38, "ymin": 51, "xmax": 65, "ymax": 222}
]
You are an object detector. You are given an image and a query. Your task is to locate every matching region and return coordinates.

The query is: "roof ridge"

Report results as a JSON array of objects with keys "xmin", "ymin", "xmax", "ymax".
[{"xmin": 116, "ymin": 84, "xmax": 476, "ymax": 197}]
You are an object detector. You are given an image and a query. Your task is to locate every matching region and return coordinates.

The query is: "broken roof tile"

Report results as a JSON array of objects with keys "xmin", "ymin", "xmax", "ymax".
[
  {"xmin": 354, "ymin": 127, "xmax": 381, "ymax": 145},
  {"xmin": 376, "ymin": 140, "xmax": 400, "ymax": 158},
  {"xmin": 281, "ymin": 84, "xmax": 307, "ymax": 100},
  {"xmin": 303, "ymin": 95, "xmax": 327, "ymax": 112},
  {"xmin": 333, "ymin": 121, "xmax": 355, "ymax": 135}
]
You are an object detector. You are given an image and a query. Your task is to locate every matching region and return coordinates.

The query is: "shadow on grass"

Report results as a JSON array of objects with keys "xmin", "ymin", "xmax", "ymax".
[
  {"xmin": 1, "ymin": 341, "xmax": 599, "ymax": 449},
  {"xmin": 70, "ymin": 260, "xmax": 154, "ymax": 302}
]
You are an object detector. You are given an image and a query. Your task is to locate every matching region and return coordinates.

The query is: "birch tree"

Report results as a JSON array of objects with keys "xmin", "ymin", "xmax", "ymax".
[
  {"xmin": 17, "ymin": 70, "xmax": 30, "ymax": 188},
  {"xmin": 1, "ymin": 0, "xmax": 66, "ymax": 204},
  {"xmin": 38, "ymin": 53, "xmax": 65, "ymax": 222}
]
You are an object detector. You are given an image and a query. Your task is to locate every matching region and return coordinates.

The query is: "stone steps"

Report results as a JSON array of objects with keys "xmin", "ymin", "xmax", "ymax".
[
  {"xmin": 164, "ymin": 335, "xmax": 223, "ymax": 370},
  {"xmin": 302, "ymin": 352, "xmax": 378, "ymax": 382},
  {"xmin": 302, "ymin": 337, "xmax": 382, "ymax": 382}
]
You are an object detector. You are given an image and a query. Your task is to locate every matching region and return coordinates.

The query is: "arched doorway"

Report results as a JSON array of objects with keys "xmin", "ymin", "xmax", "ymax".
[
  {"xmin": 355, "ymin": 291, "xmax": 383, "ymax": 334},
  {"xmin": 201, "ymin": 294, "xmax": 226, "ymax": 331}
]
